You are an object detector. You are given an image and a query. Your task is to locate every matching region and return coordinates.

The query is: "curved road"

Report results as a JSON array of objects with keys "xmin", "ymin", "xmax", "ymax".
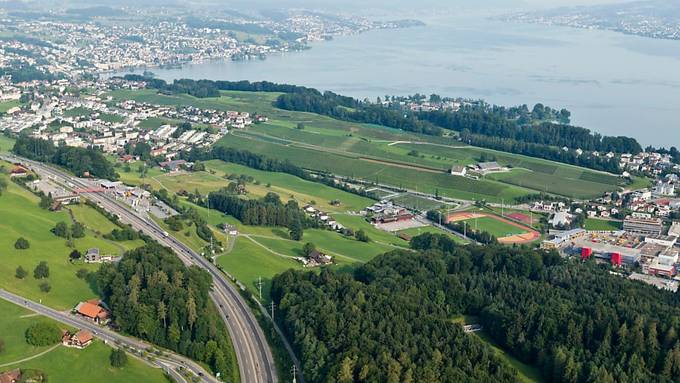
[
  {"xmin": 0, "ymin": 289, "xmax": 214, "ymax": 383},
  {"xmin": 5, "ymin": 155, "xmax": 278, "ymax": 383}
]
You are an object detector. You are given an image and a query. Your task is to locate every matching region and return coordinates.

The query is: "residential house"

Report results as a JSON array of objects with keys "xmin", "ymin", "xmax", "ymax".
[
  {"xmin": 62, "ymin": 329, "xmax": 94, "ymax": 349},
  {"xmin": 74, "ymin": 299, "xmax": 110, "ymax": 325}
]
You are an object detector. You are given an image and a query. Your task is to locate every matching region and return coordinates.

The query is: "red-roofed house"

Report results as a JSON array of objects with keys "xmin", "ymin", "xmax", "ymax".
[
  {"xmin": 74, "ymin": 300, "xmax": 110, "ymax": 324},
  {"xmin": 62, "ymin": 329, "xmax": 94, "ymax": 349},
  {"xmin": 0, "ymin": 369, "xmax": 21, "ymax": 383}
]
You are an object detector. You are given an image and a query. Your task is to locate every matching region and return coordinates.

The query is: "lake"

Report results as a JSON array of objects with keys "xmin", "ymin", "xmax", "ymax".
[{"xmin": 115, "ymin": 12, "xmax": 680, "ymax": 147}]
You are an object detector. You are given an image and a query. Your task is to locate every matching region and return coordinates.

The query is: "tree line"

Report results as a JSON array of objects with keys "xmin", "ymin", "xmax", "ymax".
[
  {"xmin": 207, "ymin": 190, "xmax": 315, "ymax": 240},
  {"xmin": 13, "ymin": 135, "xmax": 118, "ymax": 179},
  {"xmin": 460, "ymin": 131, "xmax": 623, "ymax": 173},
  {"xmin": 122, "ymin": 75, "xmax": 317, "ymax": 98},
  {"xmin": 97, "ymin": 244, "xmax": 236, "ymax": 379},
  {"xmin": 418, "ymin": 107, "xmax": 641, "ymax": 154}
]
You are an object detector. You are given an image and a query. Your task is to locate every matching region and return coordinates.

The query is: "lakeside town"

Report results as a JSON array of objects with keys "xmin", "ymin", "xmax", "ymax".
[{"xmin": 0, "ymin": 6, "xmax": 424, "ymax": 78}]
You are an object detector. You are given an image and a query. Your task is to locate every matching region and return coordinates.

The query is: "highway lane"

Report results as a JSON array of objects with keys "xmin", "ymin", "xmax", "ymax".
[
  {"xmin": 0, "ymin": 289, "xmax": 216, "ymax": 383},
  {"xmin": 4, "ymin": 155, "xmax": 278, "ymax": 383}
]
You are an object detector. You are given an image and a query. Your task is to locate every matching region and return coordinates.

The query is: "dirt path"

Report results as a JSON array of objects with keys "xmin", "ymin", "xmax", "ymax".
[{"xmin": 0, "ymin": 344, "xmax": 60, "ymax": 368}]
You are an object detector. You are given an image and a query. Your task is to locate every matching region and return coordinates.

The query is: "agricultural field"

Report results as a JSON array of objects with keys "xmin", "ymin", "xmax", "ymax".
[
  {"xmin": 106, "ymin": 88, "xmax": 633, "ymax": 201},
  {"xmin": 585, "ymin": 218, "xmax": 623, "ymax": 231},
  {"xmin": 0, "ymin": 168, "xmax": 139, "ymax": 310},
  {"xmin": 0, "ymin": 299, "xmax": 170, "ymax": 383}
]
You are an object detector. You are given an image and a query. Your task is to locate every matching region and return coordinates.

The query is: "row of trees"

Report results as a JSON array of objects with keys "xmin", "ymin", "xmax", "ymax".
[
  {"xmin": 418, "ymin": 107, "xmax": 641, "ymax": 154},
  {"xmin": 275, "ymin": 91, "xmax": 444, "ymax": 136},
  {"xmin": 13, "ymin": 136, "xmax": 118, "ymax": 179},
  {"xmin": 97, "ymin": 244, "xmax": 236, "ymax": 378},
  {"xmin": 122, "ymin": 75, "xmax": 317, "ymax": 98},
  {"xmin": 460, "ymin": 131, "xmax": 624, "ymax": 173}
]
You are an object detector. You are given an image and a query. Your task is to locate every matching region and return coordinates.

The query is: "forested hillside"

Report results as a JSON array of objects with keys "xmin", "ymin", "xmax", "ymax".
[
  {"xmin": 273, "ymin": 233, "xmax": 680, "ymax": 383},
  {"xmin": 97, "ymin": 244, "xmax": 236, "ymax": 379}
]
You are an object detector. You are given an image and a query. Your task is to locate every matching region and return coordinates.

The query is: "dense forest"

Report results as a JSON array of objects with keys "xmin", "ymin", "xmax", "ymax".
[
  {"xmin": 97, "ymin": 244, "xmax": 235, "ymax": 378},
  {"xmin": 13, "ymin": 136, "xmax": 118, "ymax": 179},
  {"xmin": 273, "ymin": 232, "xmax": 680, "ymax": 383}
]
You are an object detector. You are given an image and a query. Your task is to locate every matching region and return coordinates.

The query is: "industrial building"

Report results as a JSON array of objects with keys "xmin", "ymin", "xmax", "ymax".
[{"xmin": 623, "ymin": 214, "xmax": 664, "ymax": 236}]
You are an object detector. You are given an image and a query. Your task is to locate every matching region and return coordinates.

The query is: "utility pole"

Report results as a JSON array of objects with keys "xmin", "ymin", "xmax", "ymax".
[
  {"xmin": 270, "ymin": 301, "xmax": 276, "ymax": 321},
  {"xmin": 291, "ymin": 365, "xmax": 298, "ymax": 383},
  {"xmin": 501, "ymin": 198, "xmax": 504, "ymax": 217},
  {"xmin": 257, "ymin": 276, "xmax": 263, "ymax": 300}
]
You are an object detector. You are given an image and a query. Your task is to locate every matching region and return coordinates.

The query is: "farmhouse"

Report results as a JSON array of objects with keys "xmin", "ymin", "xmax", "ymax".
[
  {"xmin": 74, "ymin": 299, "xmax": 110, "ymax": 324},
  {"xmin": 159, "ymin": 160, "xmax": 188, "ymax": 172},
  {"xmin": 477, "ymin": 161, "xmax": 502, "ymax": 173},
  {"xmin": 450, "ymin": 165, "xmax": 467, "ymax": 177},
  {"xmin": 306, "ymin": 250, "xmax": 333, "ymax": 267}
]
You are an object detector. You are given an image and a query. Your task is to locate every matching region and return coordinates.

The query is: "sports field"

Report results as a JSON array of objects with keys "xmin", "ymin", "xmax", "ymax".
[
  {"xmin": 104, "ymin": 89, "xmax": 635, "ymax": 201},
  {"xmin": 447, "ymin": 212, "xmax": 540, "ymax": 244},
  {"xmin": 0, "ymin": 299, "xmax": 170, "ymax": 383}
]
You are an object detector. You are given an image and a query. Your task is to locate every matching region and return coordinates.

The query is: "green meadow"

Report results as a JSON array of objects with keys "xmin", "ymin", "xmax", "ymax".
[{"xmin": 0, "ymin": 299, "xmax": 169, "ymax": 383}]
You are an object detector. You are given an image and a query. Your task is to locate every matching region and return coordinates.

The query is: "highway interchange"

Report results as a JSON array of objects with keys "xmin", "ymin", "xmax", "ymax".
[{"xmin": 2, "ymin": 154, "xmax": 279, "ymax": 383}]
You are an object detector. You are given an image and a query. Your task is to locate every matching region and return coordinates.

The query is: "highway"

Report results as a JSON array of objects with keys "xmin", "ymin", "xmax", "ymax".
[
  {"xmin": 0, "ymin": 289, "xmax": 216, "ymax": 383},
  {"xmin": 3, "ymin": 155, "xmax": 278, "ymax": 383}
]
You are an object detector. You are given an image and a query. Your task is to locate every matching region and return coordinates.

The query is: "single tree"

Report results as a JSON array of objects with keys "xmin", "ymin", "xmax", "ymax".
[
  {"xmin": 302, "ymin": 242, "xmax": 317, "ymax": 257},
  {"xmin": 355, "ymin": 229, "xmax": 371, "ymax": 243},
  {"xmin": 110, "ymin": 348, "xmax": 128, "ymax": 368},
  {"xmin": 69, "ymin": 249, "xmax": 82, "ymax": 261},
  {"xmin": 14, "ymin": 237, "xmax": 30, "ymax": 249},
  {"xmin": 15, "ymin": 266, "xmax": 28, "ymax": 279},
  {"xmin": 39, "ymin": 282, "xmax": 51, "ymax": 293},
  {"xmin": 71, "ymin": 222, "xmax": 86, "ymax": 238},
  {"xmin": 52, "ymin": 221, "xmax": 69, "ymax": 238},
  {"xmin": 76, "ymin": 268, "xmax": 90, "ymax": 279},
  {"xmin": 33, "ymin": 261, "xmax": 49, "ymax": 279}
]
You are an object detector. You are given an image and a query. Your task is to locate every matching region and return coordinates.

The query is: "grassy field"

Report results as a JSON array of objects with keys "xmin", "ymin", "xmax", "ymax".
[
  {"xmin": 475, "ymin": 331, "xmax": 544, "ymax": 383},
  {"xmin": 105, "ymin": 89, "xmax": 628, "ymax": 202},
  {"xmin": 460, "ymin": 216, "xmax": 528, "ymax": 238},
  {"xmin": 0, "ymin": 170, "xmax": 139, "ymax": 310},
  {"xmin": 0, "ymin": 135, "xmax": 15, "ymax": 152},
  {"xmin": 0, "ymin": 100, "xmax": 20, "ymax": 113},
  {"xmin": 397, "ymin": 226, "xmax": 468, "ymax": 243},
  {"xmin": 0, "ymin": 299, "xmax": 170, "ymax": 383},
  {"xmin": 585, "ymin": 218, "xmax": 623, "ymax": 231}
]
